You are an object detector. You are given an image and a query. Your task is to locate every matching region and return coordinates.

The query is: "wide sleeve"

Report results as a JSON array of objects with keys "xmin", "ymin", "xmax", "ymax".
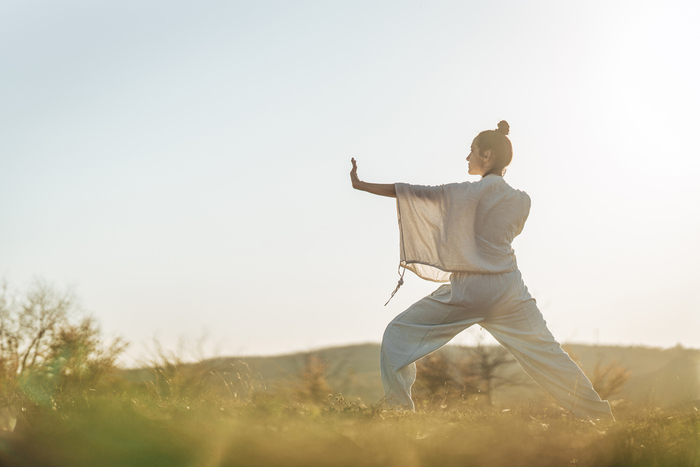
[{"xmin": 395, "ymin": 182, "xmax": 480, "ymax": 282}]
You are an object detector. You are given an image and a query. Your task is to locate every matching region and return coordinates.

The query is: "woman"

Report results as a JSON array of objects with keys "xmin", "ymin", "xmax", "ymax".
[{"xmin": 350, "ymin": 121, "xmax": 613, "ymax": 420}]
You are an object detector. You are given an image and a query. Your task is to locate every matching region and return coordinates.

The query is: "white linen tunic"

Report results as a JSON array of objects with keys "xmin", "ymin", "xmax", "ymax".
[
  {"xmin": 395, "ymin": 174, "xmax": 530, "ymax": 281},
  {"xmin": 381, "ymin": 175, "xmax": 613, "ymax": 420}
]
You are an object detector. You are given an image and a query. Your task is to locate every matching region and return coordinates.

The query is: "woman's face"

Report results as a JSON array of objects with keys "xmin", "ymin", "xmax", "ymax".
[{"xmin": 467, "ymin": 138, "xmax": 491, "ymax": 176}]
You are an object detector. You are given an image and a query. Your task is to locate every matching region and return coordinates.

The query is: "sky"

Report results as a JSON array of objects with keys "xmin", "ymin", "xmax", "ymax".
[{"xmin": 2, "ymin": 0, "xmax": 699, "ymax": 365}]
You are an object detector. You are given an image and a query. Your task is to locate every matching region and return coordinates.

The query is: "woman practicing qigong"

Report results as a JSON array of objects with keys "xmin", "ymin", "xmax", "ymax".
[{"xmin": 350, "ymin": 121, "xmax": 613, "ymax": 420}]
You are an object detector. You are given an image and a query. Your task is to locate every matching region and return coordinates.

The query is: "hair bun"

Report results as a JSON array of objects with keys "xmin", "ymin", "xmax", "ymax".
[{"xmin": 496, "ymin": 120, "xmax": 510, "ymax": 136}]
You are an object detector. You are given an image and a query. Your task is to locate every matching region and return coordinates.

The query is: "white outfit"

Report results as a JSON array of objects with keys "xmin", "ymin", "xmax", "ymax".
[{"xmin": 380, "ymin": 175, "xmax": 612, "ymax": 420}]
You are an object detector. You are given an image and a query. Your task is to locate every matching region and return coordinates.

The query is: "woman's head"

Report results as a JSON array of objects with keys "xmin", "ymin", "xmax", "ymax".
[{"xmin": 467, "ymin": 121, "xmax": 513, "ymax": 177}]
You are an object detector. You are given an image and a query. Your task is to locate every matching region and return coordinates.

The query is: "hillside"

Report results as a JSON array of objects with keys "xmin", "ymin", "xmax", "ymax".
[{"xmin": 125, "ymin": 343, "xmax": 700, "ymax": 409}]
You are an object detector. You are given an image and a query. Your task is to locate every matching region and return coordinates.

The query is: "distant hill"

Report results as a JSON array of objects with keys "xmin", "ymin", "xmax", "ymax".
[{"xmin": 124, "ymin": 343, "xmax": 700, "ymax": 409}]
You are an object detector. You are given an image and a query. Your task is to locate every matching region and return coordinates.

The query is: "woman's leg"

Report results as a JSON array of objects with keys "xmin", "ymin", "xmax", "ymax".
[
  {"xmin": 481, "ymin": 272, "xmax": 613, "ymax": 420},
  {"xmin": 380, "ymin": 283, "xmax": 485, "ymax": 410}
]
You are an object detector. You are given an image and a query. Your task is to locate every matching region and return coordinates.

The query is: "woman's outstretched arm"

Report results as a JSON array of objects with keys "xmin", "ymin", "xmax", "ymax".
[{"xmin": 350, "ymin": 158, "xmax": 397, "ymax": 198}]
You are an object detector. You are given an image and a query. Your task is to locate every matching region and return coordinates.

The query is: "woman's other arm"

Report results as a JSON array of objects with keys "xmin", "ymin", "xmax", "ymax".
[{"xmin": 350, "ymin": 158, "xmax": 397, "ymax": 198}]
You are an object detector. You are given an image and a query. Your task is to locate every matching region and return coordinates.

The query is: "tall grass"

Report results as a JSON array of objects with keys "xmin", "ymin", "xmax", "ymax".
[{"xmin": 1, "ymin": 376, "xmax": 699, "ymax": 467}]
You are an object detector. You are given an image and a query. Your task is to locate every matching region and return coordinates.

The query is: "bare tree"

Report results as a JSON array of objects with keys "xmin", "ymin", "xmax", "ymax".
[
  {"xmin": 563, "ymin": 346, "xmax": 632, "ymax": 401},
  {"xmin": 413, "ymin": 351, "xmax": 460, "ymax": 406},
  {"xmin": 0, "ymin": 279, "xmax": 127, "ymax": 401},
  {"xmin": 458, "ymin": 339, "xmax": 523, "ymax": 406},
  {"xmin": 591, "ymin": 359, "xmax": 631, "ymax": 400},
  {"xmin": 296, "ymin": 354, "xmax": 332, "ymax": 404},
  {"xmin": 17, "ymin": 280, "xmax": 75, "ymax": 374},
  {"xmin": 0, "ymin": 281, "xmax": 20, "ymax": 384},
  {"xmin": 415, "ymin": 335, "xmax": 525, "ymax": 407}
]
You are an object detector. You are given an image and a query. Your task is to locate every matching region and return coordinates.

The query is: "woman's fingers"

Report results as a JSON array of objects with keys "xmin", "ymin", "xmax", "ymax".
[
  {"xmin": 350, "ymin": 158, "xmax": 358, "ymax": 178},
  {"xmin": 350, "ymin": 158, "xmax": 359, "ymax": 187}
]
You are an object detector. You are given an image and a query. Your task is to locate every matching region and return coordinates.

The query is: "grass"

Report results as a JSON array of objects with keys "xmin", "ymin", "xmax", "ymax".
[
  {"xmin": 1, "ymin": 393, "xmax": 699, "ymax": 467},
  {"xmin": 3, "ymin": 282, "xmax": 698, "ymax": 465}
]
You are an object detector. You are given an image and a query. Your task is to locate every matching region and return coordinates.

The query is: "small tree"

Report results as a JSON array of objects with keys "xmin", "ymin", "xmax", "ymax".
[
  {"xmin": 415, "ymin": 336, "xmax": 524, "ymax": 407},
  {"xmin": 44, "ymin": 317, "xmax": 127, "ymax": 393},
  {"xmin": 0, "ymin": 279, "xmax": 127, "ymax": 402},
  {"xmin": 459, "ymin": 340, "xmax": 522, "ymax": 406},
  {"xmin": 414, "ymin": 351, "xmax": 455, "ymax": 404},
  {"xmin": 563, "ymin": 346, "xmax": 632, "ymax": 401},
  {"xmin": 296, "ymin": 355, "xmax": 331, "ymax": 404},
  {"xmin": 591, "ymin": 359, "xmax": 631, "ymax": 400}
]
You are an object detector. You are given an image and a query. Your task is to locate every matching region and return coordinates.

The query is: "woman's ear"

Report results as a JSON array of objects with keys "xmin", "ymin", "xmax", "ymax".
[{"xmin": 481, "ymin": 149, "xmax": 492, "ymax": 161}]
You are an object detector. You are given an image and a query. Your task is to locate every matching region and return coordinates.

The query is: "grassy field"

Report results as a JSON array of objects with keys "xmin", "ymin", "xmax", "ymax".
[
  {"xmin": 2, "ymin": 392, "xmax": 699, "ymax": 467},
  {"xmin": 3, "ymin": 282, "xmax": 699, "ymax": 465},
  {"xmin": 3, "ymin": 284, "xmax": 699, "ymax": 465},
  {"xmin": 1, "ymin": 342, "xmax": 699, "ymax": 466},
  {"xmin": 4, "ymin": 340, "xmax": 700, "ymax": 467}
]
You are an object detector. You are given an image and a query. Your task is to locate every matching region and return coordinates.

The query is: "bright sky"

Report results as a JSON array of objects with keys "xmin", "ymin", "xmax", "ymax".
[{"xmin": 2, "ymin": 1, "xmax": 699, "ymax": 364}]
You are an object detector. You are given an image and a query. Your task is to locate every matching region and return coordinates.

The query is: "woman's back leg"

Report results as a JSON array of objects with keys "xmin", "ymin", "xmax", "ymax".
[
  {"xmin": 481, "ymin": 299, "xmax": 613, "ymax": 420},
  {"xmin": 381, "ymin": 284, "xmax": 485, "ymax": 410}
]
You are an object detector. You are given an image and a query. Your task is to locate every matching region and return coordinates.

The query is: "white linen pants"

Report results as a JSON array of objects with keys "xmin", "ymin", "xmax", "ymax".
[{"xmin": 380, "ymin": 269, "xmax": 613, "ymax": 420}]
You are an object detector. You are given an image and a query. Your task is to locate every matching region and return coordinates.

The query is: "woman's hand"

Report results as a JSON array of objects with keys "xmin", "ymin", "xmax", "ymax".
[
  {"xmin": 349, "ymin": 158, "xmax": 397, "ymax": 198},
  {"xmin": 350, "ymin": 158, "xmax": 362, "ymax": 189}
]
